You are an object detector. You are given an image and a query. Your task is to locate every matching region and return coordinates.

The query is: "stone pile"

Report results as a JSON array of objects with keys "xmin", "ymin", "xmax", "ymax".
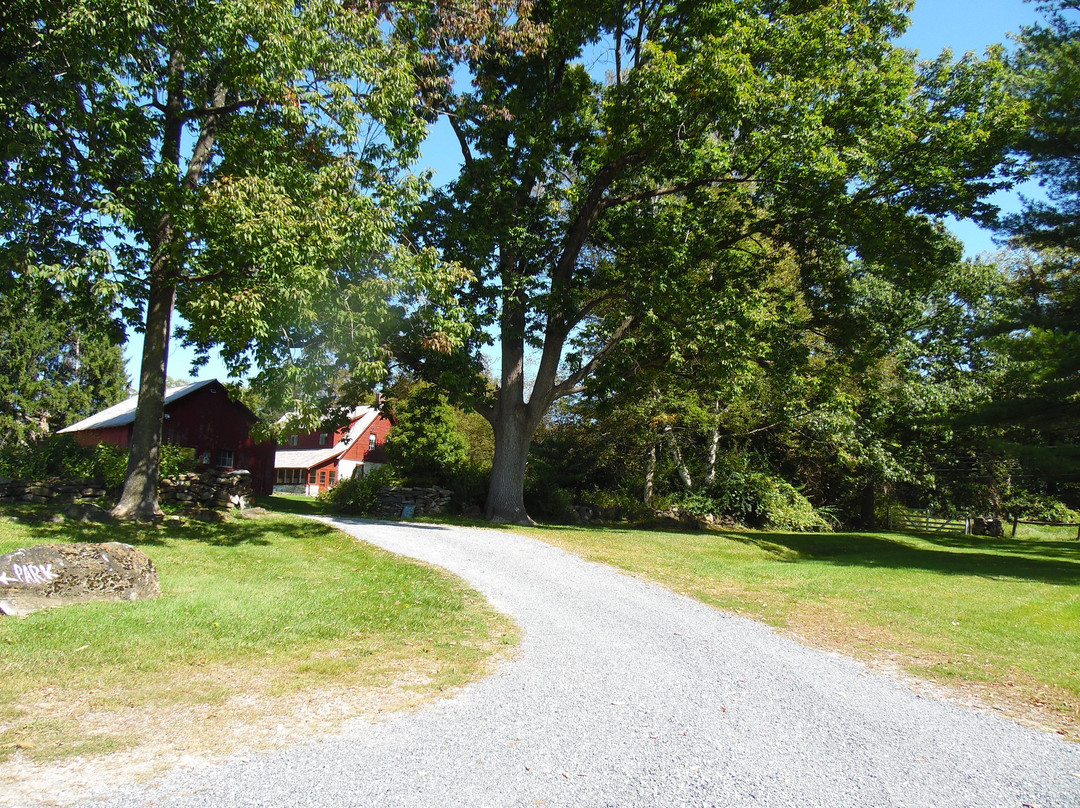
[
  {"xmin": 0, "ymin": 479, "xmax": 109, "ymax": 505},
  {"xmin": 159, "ymin": 470, "xmax": 253, "ymax": 510},
  {"xmin": 375, "ymin": 486, "xmax": 453, "ymax": 518}
]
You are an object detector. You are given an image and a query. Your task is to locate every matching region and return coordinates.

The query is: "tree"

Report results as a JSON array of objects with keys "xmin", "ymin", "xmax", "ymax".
[
  {"xmin": 1, "ymin": 0, "xmax": 520, "ymax": 519},
  {"xmin": 0, "ymin": 268, "xmax": 128, "ymax": 449},
  {"xmin": 969, "ymin": 1, "xmax": 1080, "ymax": 484},
  {"xmin": 396, "ymin": 0, "xmax": 1022, "ymax": 523},
  {"xmin": 1008, "ymin": 0, "xmax": 1080, "ymax": 250},
  {"xmin": 386, "ymin": 384, "xmax": 469, "ymax": 484}
]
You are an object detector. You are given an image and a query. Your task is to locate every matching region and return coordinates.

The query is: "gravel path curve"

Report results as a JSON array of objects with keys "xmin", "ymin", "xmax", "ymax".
[{"xmin": 87, "ymin": 518, "xmax": 1080, "ymax": 808}]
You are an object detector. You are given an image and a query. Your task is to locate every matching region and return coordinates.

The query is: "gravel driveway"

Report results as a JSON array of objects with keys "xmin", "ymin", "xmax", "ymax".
[{"xmin": 89, "ymin": 518, "xmax": 1080, "ymax": 808}]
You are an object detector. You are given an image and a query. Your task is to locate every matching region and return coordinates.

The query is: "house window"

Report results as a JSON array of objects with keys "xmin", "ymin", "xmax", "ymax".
[
  {"xmin": 308, "ymin": 471, "xmax": 317, "ymax": 485},
  {"xmin": 289, "ymin": 434, "xmax": 298, "ymax": 447},
  {"xmin": 368, "ymin": 433, "xmax": 377, "ymax": 452},
  {"xmin": 318, "ymin": 470, "xmax": 326, "ymax": 485},
  {"xmin": 318, "ymin": 433, "xmax": 329, "ymax": 446},
  {"xmin": 328, "ymin": 471, "xmax": 337, "ymax": 487},
  {"xmin": 217, "ymin": 450, "xmax": 234, "ymax": 468}
]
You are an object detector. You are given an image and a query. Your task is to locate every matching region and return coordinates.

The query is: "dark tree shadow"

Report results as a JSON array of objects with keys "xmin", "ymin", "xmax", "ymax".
[{"xmin": 723, "ymin": 530, "xmax": 1080, "ymax": 586}]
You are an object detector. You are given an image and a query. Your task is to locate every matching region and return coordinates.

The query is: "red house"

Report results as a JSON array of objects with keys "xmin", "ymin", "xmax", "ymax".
[
  {"xmin": 273, "ymin": 405, "xmax": 394, "ymax": 496},
  {"xmin": 58, "ymin": 379, "xmax": 277, "ymax": 494}
]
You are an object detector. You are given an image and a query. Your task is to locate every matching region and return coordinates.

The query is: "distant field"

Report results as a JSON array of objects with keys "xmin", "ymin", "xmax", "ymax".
[{"xmin": 519, "ymin": 524, "xmax": 1080, "ymax": 740}]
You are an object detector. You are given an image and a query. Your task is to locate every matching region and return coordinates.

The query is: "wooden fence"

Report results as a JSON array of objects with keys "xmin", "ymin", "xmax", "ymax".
[
  {"xmin": 889, "ymin": 507, "xmax": 970, "ymax": 535},
  {"xmin": 1010, "ymin": 518, "xmax": 1080, "ymax": 539}
]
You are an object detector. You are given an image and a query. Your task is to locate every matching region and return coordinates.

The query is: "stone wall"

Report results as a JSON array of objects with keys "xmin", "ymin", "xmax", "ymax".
[
  {"xmin": 0, "ymin": 469, "xmax": 253, "ymax": 511},
  {"xmin": 0, "ymin": 479, "xmax": 110, "ymax": 506},
  {"xmin": 159, "ymin": 470, "xmax": 253, "ymax": 509},
  {"xmin": 374, "ymin": 486, "xmax": 453, "ymax": 518}
]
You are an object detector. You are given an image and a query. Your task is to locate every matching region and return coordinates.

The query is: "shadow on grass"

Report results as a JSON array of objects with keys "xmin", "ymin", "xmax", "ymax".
[
  {"xmin": 725, "ymin": 530, "xmax": 1080, "ymax": 586},
  {"xmin": 0, "ymin": 506, "xmax": 346, "ymax": 551}
]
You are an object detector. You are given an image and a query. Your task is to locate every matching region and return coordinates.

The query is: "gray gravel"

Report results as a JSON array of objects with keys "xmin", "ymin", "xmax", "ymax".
[{"xmin": 83, "ymin": 518, "xmax": 1080, "ymax": 808}]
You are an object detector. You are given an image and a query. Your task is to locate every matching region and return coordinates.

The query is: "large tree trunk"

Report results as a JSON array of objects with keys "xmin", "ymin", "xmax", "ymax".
[
  {"xmin": 111, "ymin": 278, "xmax": 176, "ymax": 521},
  {"xmin": 485, "ymin": 405, "xmax": 538, "ymax": 524}
]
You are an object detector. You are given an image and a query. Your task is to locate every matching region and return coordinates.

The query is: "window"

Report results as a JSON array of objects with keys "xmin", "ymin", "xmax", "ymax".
[
  {"xmin": 368, "ymin": 433, "xmax": 377, "ymax": 452},
  {"xmin": 308, "ymin": 471, "xmax": 317, "ymax": 485},
  {"xmin": 328, "ymin": 471, "xmax": 336, "ymax": 487},
  {"xmin": 318, "ymin": 470, "xmax": 326, "ymax": 485},
  {"xmin": 318, "ymin": 433, "xmax": 329, "ymax": 446},
  {"xmin": 217, "ymin": 450, "xmax": 234, "ymax": 468},
  {"xmin": 289, "ymin": 434, "xmax": 298, "ymax": 447}
]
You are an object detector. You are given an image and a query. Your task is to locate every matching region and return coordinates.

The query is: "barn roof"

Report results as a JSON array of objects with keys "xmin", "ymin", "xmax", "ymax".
[{"xmin": 58, "ymin": 379, "xmax": 220, "ymax": 433}]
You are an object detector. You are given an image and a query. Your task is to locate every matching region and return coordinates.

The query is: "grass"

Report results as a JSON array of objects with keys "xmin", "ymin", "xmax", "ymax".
[
  {"xmin": 515, "ymin": 523, "xmax": 1080, "ymax": 739},
  {"xmin": 0, "ymin": 506, "xmax": 517, "ymax": 769}
]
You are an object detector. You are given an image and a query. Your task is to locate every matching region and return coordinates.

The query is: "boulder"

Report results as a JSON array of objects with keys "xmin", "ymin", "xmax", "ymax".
[{"xmin": 0, "ymin": 543, "xmax": 160, "ymax": 617}]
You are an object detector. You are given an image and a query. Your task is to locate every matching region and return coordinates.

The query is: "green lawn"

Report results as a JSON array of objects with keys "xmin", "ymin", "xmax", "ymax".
[
  {"xmin": 517, "ymin": 523, "xmax": 1080, "ymax": 739},
  {"xmin": 0, "ymin": 508, "xmax": 516, "ymax": 765}
]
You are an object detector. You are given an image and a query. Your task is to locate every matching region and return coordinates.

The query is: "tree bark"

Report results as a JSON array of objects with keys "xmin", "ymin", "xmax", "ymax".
[
  {"xmin": 111, "ymin": 277, "xmax": 176, "ymax": 521},
  {"xmin": 705, "ymin": 400, "xmax": 721, "ymax": 487},
  {"xmin": 485, "ymin": 403, "xmax": 538, "ymax": 524},
  {"xmin": 663, "ymin": 422, "xmax": 693, "ymax": 491},
  {"xmin": 643, "ymin": 443, "xmax": 657, "ymax": 505}
]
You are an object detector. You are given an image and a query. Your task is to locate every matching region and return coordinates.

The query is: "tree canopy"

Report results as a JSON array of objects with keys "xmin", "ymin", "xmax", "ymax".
[
  {"xmin": 0, "ymin": 0, "xmax": 531, "ymax": 518},
  {"xmin": 0, "ymin": 268, "xmax": 128, "ymax": 449},
  {"xmin": 394, "ymin": 0, "xmax": 1023, "ymax": 522}
]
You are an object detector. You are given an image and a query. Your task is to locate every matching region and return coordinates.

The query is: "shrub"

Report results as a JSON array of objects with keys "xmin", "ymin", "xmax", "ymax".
[
  {"xmin": 318, "ymin": 466, "xmax": 397, "ymax": 515},
  {"xmin": 1003, "ymin": 491, "xmax": 1079, "ymax": 523},
  {"xmin": 672, "ymin": 462, "xmax": 833, "ymax": 532}
]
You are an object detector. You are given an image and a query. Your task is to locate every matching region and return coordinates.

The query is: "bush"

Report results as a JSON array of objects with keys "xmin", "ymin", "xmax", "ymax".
[
  {"xmin": 523, "ymin": 480, "xmax": 576, "ymax": 523},
  {"xmin": 160, "ymin": 444, "xmax": 198, "ymax": 479},
  {"xmin": 318, "ymin": 466, "xmax": 397, "ymax": 515},
  {"xmin": 0, "ymin": 435, "xmax": 129, "ymax": 486},
  {"xmin": 446, "ymin": 465, "xmax": 489, "ymax": 513},
  {"xmin": 1002, "ymin": 491, "xmax": 1079, "ymax": 523},
  {"xmin": 673, "ymin": 462, "xmax": 833, "ymax": 532}
]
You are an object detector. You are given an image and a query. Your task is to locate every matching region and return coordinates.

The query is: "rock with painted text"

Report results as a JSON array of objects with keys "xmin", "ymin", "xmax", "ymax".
[{"xmin": 0, "ymin": 543, "xmax": 160, "ymax": 617}]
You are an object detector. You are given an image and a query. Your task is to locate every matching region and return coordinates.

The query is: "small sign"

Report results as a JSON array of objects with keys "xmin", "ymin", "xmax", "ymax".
[{"xmin": 401, "ymin": 505, "xmax": 416, "ymax": 518}]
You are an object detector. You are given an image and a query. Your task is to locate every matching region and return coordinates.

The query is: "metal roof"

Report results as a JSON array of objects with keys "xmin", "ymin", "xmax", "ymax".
[{"xmin": 58, "ymin": 380, "xmax": 219, "ymax": 433}]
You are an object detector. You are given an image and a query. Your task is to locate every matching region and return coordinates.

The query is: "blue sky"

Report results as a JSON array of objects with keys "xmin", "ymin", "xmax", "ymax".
[{"xmin": 136, "ymin": 0, "xmax": 1046, "ymax": 385}]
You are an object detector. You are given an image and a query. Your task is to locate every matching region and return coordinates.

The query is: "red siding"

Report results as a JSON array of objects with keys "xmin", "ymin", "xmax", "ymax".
[
  {"xmin": 65, "ymin": 382, "xmax": 277, "ymax": 495},
  {"xmin": 340, "ymin": 413, "xmax": 393, "ymax": 464}
]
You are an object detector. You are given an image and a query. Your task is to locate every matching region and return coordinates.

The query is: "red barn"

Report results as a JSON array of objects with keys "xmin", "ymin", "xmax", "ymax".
[
  {"xmin": 58, "ymin": 380, "xmax": 277, "ymax": 494},
  {"xmin": 273, "ymin": 406, "xmax": 395, "ymax": 496}
]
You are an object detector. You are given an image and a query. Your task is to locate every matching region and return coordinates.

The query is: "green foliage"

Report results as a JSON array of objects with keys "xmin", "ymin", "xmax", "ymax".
[
  {"xmin": 395, "ymin": 0, "xmax": 1024, "ymax": 521},
  {"xmin": 673, "ymin": 461, "xmax": 834, "ymax": 532},
  {"xmin": 0, "ymin": 270, "xmax": 129, "ymax": 449},
  {"xmin": 386, "ymin": 386, "xmax": 469, "ymax": 485},
  {"xmin": 0, "ymin": 437, "xmax": 121, "ymax": 485},
  {"xmin": 1008, "ymin": 1, "xmax": 1080, "ymax": 250},
  {"xmin": 0, "ymin": 439, "xmax": 198, "ymax": 488},
  {"xmin": 1002, "ymin": 490, "xmax": 1079, "ymax": 523},
  {"xmin": 317, "ymin": 466, "xmax": 397, "ymax": 516},
  {"xmin": 523, "ymin": 480, "xmax": 576, "ymax": 524},
  {"xmin": 159, "ymin": 445, "xmax": 198, "ymax": 480}
]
